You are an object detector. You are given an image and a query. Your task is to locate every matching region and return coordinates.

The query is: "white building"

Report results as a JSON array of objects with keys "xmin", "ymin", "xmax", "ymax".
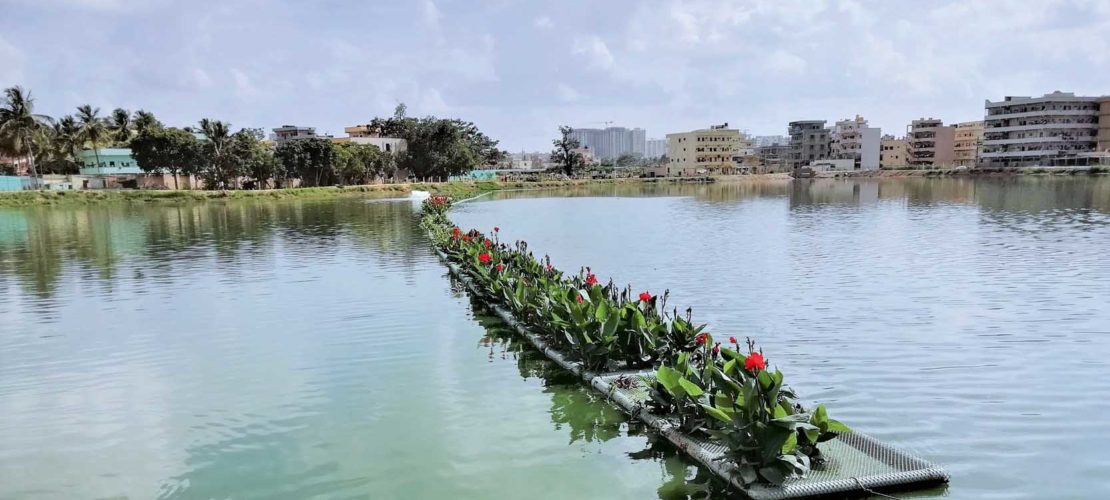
[
  {"xmin": 271, "ymin": 125, "xmax": 320, "ymax": 146},
  {"xmin": 570, "ymin": 126, "xmax": 647, "ymax": 159},
  {"xmin": 645, "ymin": 138, "xmax": 667, "ymax": 158},
  {"xmin": 981, "ymin": 91, "xmax": 1105, "ymax": 167},
  {"xmin": 830, "ymin": 115, "xmax": 881, "ymax": 170}
]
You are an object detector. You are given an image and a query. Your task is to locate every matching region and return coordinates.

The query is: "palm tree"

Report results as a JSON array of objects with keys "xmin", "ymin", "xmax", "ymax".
[
  {"xmin": 132, "ymin": 109, "xmax": 161, "ymax": 136},
  {"xmin": 199, "ymin": 118, "xmax": 231, "ymax": 188},
  {"xmin": 43, "ymin": 115, "xmax": 81, "ymax": 173},
  {"xmin": 0, "ymin": 86, "xmax": 53, "ymax": 186},
  {"xmin": 76, "ymin": 104, "xmax": 108, "ymax": 172},
  {"xmin": 109, "ymin": 108, "xmax": 131, "ymax": 145}
]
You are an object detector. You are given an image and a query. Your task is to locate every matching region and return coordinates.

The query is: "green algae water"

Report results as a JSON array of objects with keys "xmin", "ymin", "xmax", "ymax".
[{"xmin": 2, "ymin": 176, "xmax": 1109, "ymax": 499}]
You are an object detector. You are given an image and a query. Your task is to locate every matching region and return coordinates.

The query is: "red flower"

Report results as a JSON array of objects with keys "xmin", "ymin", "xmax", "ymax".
[
  {"xmin": 494, "ymin": 226, "xmax": 500, "ymax": 233},
  {"xmin": 478, "ymin": 253, "xmax": 491, "ymax": 263},
  {"xmin": 712, "ymin": 343, "xmax": 720, "ymax": 355},
  {"xmin": 729, "ymin": 336, "xmax": 737, "ymax": 344},
  {"xmin": 575, "ymin": 294, "xmax": 584, "ymax": 304},
  {"xmin": 745, "ymin": 352, "xmax": 766, "ymax": 371},
  {"xmin": 639, "ymin": 291, "xmax": 652, "ymax": 302},
  {"xmin": 452, "ymin": 227, "xmax": 461, "ymax": 236},
  {"xmin": 483, "ymin": 239, "xmax": 492, "ymax": 248},
  {"xmin": 585, "ymin": 273, "xmax": 598, "ymax": 286},
  {"xmin": 695, "ymin": 333, "xmax": 708, "ymax": 345},
  {"xmin": 495, "ymin": 263, "xmax": 504, "ymax": 272},
  {"xmin": 546, "ymin": 264, "xmax": 553, "ymax": 271},
  {"xmin": 462, "ymin": 235, "xmax": 471, "ymax": 242}
]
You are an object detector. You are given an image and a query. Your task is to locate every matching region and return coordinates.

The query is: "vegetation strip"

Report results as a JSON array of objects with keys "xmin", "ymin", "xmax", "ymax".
[{"xmin": 421, "ymin": 195, "xmax": 947, "ymax": 497}]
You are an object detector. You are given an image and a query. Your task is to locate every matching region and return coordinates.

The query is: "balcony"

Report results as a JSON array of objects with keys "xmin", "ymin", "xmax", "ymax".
[{"xmin": 985, "ymin": 109, "xmax": 1098, "ymax": 121}]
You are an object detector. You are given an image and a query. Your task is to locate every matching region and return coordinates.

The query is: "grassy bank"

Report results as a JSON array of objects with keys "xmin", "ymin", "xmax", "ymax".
[{"xmin": 0, "ymin": 184, "xmax": 413, "ymax": 207}]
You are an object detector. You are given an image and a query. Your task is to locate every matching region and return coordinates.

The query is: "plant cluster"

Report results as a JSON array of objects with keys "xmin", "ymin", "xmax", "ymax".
[{"xmin": 420, "ymin": 196, "xmax": 849, "ymax": 487}]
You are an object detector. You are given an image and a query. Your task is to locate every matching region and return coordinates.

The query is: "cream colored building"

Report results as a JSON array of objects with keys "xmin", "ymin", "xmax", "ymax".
[
  {"xmin": 331, "ymin": 124, "xmax": 406, "ymax": 153},
  {"xmin": 880, "ymin": 135, "xmax": 908, "ymax": 168},
  {"xmin": 1098, "ymin": 97, "xmax": 1110, "ymax": 153},
  {"xmin": 953, "ymin": 121, "xmax": 984, "ymax": 167},
  {"xmin": 666, "ymin": 124, "xmax": 743, "ymax": 175},
  {"xmin": 907, "ymin": 118, "xmax": 956, "ymax": 167}
]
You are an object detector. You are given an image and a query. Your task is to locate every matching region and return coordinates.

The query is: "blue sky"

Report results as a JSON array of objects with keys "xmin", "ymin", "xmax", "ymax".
[{"xmin": 2, "ymin": 0, "xmax": 1109, "ymax": 151}]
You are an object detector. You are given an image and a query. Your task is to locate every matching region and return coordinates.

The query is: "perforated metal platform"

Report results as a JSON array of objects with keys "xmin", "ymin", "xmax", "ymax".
[{"xmin": 438, "ymin": 252, "xmax": 948, "ymax": 499}]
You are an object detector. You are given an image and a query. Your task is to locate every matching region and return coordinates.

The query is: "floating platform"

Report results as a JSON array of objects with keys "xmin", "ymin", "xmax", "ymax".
[{"xmin": 438, "ymin": 253, "xmax": 948, "ymax": 499}]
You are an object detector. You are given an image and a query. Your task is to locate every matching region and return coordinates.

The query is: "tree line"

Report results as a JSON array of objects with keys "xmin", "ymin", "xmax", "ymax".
[{"xmin": 1, "ymin": 86, "xmax": 505, "ymax": 188}]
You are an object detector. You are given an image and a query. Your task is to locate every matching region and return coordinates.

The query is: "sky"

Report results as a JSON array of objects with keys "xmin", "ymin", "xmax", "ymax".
[{"xmin": 2, "ymin": 0, "xmax": 1109, "ymax": 151}]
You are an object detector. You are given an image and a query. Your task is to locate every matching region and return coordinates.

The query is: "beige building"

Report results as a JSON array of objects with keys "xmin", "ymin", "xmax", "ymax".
[
  {"xmin": 331, "ymin": 124, "xmax": 406, "ymax": 153},
  {"xmin": 953, "ymin": 121, "xmax": 984, "ymax": 167},
  {"xmin": 879, "ymin": 135, "xmax": 908, "ymax": 168},
  {"xmin": 982, "ymin": 91, "xmax": 1103, "ymax": 167},
  {"xmin": 666, "ymin": 124, "xmax": 743, "ymax": 175},
  {"xmin": 907, "ymin": 118, "xmax": 956, "ymax": 167},
  {"xmin": 1099, "ymin": 97, "xmax": 1110, "ymax": 153}
]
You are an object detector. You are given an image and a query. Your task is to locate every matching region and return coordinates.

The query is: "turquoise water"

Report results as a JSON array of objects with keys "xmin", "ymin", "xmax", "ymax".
[{"xmin": 2, "ymin": 176, "xmax": 1110, "ymax": 498}]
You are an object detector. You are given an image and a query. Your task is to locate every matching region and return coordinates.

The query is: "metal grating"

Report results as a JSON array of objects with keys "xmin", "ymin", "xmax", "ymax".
[{"xmin": 439, "ymin": 251, "xmax": 948, "ymax": 499}]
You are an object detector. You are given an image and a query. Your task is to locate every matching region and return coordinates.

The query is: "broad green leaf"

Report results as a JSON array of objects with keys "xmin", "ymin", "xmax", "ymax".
[
  {"xmin": 702, "ymin": 404, "xmax": 732, "ymax": 424},
  {"xmin": 678, "ymin": 377, "xmax": 704, "ymax": 397},
  {"xmin": 781, "ymin": 432, "xmax": 797, "ymax": 454},
  {"xmin": 826, "ymin": 419, "xmax": 851, "ymax": 433}
]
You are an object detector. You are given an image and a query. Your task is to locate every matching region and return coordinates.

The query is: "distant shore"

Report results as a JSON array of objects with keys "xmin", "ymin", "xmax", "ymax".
[{"xmin": 2, "ymin": 169, "xmax": 1105, "ymax": 207}]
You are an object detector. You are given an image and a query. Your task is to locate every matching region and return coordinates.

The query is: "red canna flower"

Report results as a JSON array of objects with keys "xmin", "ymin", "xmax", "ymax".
[
  {"xmin": 695, "ymin": 333, "xmax": 708, "ymax": 345},
  {"xmin": 585, "ymin": 273, "xmax": 598, "ymax": 286},
  {"xmin": 462, "ymin": 235, "xmax": 471, "ymax": 242},
  {"xmin": 745, "ymin": 352, "xmax": 766, "ymax": 371},
  {"xmin": 712, "ymin": 343, "xmax": 720, "ymax": 355},
  {"xmin": 639, "ymin": 291, "xmax": 652, "ymax": 302},
  {"xmin": 483, "ymin": 239, "xmax": 492, "ymax": 248},
  {"xmin": 478, "ymin": 253, "xmax": 491, "ymax": 263},
  {"xmin": 729, "ymin": 336, "xmax": 737, "ymax": 344},
  {"xmin": 495, "ymin": 263, "xmax": 504, "ymax": 272},
  {"xmin": 452, "ymin": 227, "xmax": 461, "ymax": 236},
  {"xmin": 575, "ymin": 294, "xmax": 584, "ymax": 304}
]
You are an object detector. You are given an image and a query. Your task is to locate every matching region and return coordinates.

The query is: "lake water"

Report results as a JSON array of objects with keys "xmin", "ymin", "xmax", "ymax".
[{"xmin": 1, "ymin": 177, "xmax": 1109, "ymax": 499}]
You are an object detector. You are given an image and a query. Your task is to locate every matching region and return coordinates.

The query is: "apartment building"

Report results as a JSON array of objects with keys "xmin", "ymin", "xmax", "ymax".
[
  {"xmin": 570, "ymin": 126, "xmax": 647, "ymax": 160},
  {"xmin": 953, "ymin": 121, "xmax": 984, "ymax": 167},
  {"xmin": 907, "ymin": 118, "xmax": 956, "ymax": 167},
  {"xmin": 981, "ymin": 91, "xmax": 1103, "ymax": 167},
  {"xmin": 1095, "ymin": 96, "xmax": 1110, "ymax": 153},
  {"xmin": 645, "ymin": 138, "xmax": 667, "ymax": 159},
  {"xmin": 755, "ymin": 141, "xmax": 790, "ymax": 173},
  {"xmin": 879, "ymin": 136, "xmax": 908, "ymax": 168},
  {"xmin": 271, "ymin": 125, "xmax": 320, "ymax": 146},
  {"xmin": 330, "ymin": 124, "xmax": 406, "ymax": 153},
  {"xmin": 788, "ymin": 120, "xmax": 829, "ymax": 169},
  {"xmin": 829, "ymin": 115, "xmax": 881, "ymax": 170},
  {"xmin": 666, "ymin": 124, "xmax": 742, "ymax": 175}
]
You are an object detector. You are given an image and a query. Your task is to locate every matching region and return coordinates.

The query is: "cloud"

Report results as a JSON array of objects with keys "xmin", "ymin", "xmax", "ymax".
[
  {"xmin": 230, "ymin": 68, "xmax": 257, "ymax": 98},
  {"xmin": 0, "ymin": 35, "xmax": 26, "ymax": 86},
  {"xmin": 556, "ymin": 83, "xmax": 580, "ymax": 102},
  {"xmin": 418, "ymin": 87, "xmax": 448, "ymax": 114},
  {"xmin": 572, "ymin": 35, "xmax": 614, "ymax": 70},
  {"xmin": 191, "ymin": 68, "xmax": 212, "ymax": 89},
  {"xmin": 534, "ymin": 16, "xmax": 553, "ymax": 29},
  {"xmin": 765, "ymin": 49, "xmax": 806, "ymax": 76},
  {"xmin": 422, "ymin": 0, "xmax": 442, "ymax": 29}
]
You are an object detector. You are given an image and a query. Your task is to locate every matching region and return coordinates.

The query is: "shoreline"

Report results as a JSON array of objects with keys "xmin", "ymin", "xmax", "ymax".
[{"xmin": 2, "ymin": 169, "xmax": 1104, "ymax": 207}]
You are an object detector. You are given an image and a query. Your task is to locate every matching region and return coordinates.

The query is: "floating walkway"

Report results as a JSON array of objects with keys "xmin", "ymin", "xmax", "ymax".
[{"xmin": 437, "ymin": 251, "xmax": 948, "ymax": 499}]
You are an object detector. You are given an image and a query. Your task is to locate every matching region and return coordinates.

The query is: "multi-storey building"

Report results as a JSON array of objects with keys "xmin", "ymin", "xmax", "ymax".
[
  {"xmin": 666, "ymin": 124, "xmax": 742, "ymax": 175},
  {"xmin": 645, "ymin": 138, "xmax": 667, "ymax": 159},
  {"xmin": 570, "ymin": 126, "xmax": 646, "ymax": 160},
  {"xmin": 1099, "ymin": 97, "xmax": 1110, "ymax": 153},
  {"xmin": 953, "ymin": 121, "xmax": 984, "ymax": 167},
  {"xmin": 332, "ymin": 124, "xmax": 406, "ymax": 153},
  {"xmin": 755, "ymin": 142, "xmax": 790, "ymax": 173},
  {"xmin": 879, "ymin": 135, "xmax": 908, "ymax": 169},
  {"xmin": 907, "ymin": 118, "xmax": 955, "ymax": 167},
  {"xmin": 788, "ymin": 120, "xmax": 829, "ymax": 169},
  {"xmin": 271, "ymin": 125, "xmax": 320, "ymax": 146},
  {"xmin": 981, "ymin": 91, "xmax": 1103, "ymax": 167},
  {"xmin": 752, "ymin": 135, "xmax": 790, "ymax": 148},
  {"xmin": 829, "ymin": 115, "xmax": 881, "ymax": 170}
]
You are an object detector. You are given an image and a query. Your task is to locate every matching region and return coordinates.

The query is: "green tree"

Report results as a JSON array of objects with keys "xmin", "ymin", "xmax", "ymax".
[
  {"xmin": 275, "ymin": 138, "xmax": 337, "ymax": 186},
  {"xmin": 131, "ymin": 127, "xmax": 202, "ymax": 189},
  {"xmin": 197, "ymin": 118, "xmax": 236, "ymax": 188},
  {"xmin": 132, "ymin": 110, "xmax": 162, "ymax": 136},
  {"xmin": 38, "ymin": 115, "xmax": 81, "ymax": 174},
  {"xmin": 0, "ymin": 86, "xmax": 53, "ymax": 185},
  {"xmin": 551, "ymin": 126, "xmax": 582, "ymax": 176},
  {"xmin": 366, "ymin": 103, "xmax": 502, "ymax": 179},
  {"xmin": 109, "ymin": 108, "xmax": 132, "ymax": 145},
  {"xmin": 76, "ymin": 105, "xmax": 108, "ymax": 173},
  {"xmin": 227, "ymin": 128, "xmax": 275, "ymax": 189}
]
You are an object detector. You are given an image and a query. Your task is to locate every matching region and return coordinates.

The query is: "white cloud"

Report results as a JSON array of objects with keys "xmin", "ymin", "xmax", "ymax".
[
  {"xmin": 765, "ymin": 49, "xmax": 806, "ymax": 76},
  {"xmin": 534, "ymin": 16, "xmax": 553, "ymax": 29},
  {"xmin": 0, "ymin": 35, "xmax": 26, "ymax": 86},
  {"xmin": 422, "ymin": 0, "xmax": 442, "ymax": 29},
  {"xmin": 556, "ymin": 83, "xmax": 580, "ymax": 102},
  {"xmin": 418, "ymin": 87, "xmax": 448, "ymax": 114},
  {"xmin": 191, "ymin": 68, "xmax": 212, "ymax": 89},
  {"xmin": 230, "ymin": 68, "xmax": 257, "ymax": 97},
  {"xmin": 572, "ymin": 35, "xmax": 614, "ymax": 70}
]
